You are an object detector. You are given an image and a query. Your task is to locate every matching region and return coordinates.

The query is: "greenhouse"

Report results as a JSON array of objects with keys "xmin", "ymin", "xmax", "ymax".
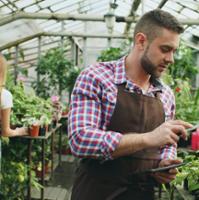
[{"xmin": 0, "ymin": 0, "xmax": 199, "ymax": 200}]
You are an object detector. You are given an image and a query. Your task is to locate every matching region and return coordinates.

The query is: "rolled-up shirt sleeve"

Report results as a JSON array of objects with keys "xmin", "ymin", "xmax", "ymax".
[
  {"xmin": 68, "ymin": 69, "xmax": 122, "ymax": 160},
  {"xmin": 160, "ymin": 87, "xmax": 177, "ymax": 160}
]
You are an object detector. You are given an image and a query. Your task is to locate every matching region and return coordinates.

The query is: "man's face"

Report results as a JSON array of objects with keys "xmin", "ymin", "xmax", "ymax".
[{"xmin": 140, "ymin": 29, "xmax": 180, "ymax": 78}]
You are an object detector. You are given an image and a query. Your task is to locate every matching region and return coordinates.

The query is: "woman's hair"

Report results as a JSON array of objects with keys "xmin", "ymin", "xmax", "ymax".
[{"xmin": 0, "ymin": 54, "xmax": 7, "ymax": 94}]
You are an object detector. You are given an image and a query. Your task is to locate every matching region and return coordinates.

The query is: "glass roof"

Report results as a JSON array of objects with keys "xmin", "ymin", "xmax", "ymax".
[{"xmin": 0, "ymin": 0, "xmax": 199, "ymax": 74}]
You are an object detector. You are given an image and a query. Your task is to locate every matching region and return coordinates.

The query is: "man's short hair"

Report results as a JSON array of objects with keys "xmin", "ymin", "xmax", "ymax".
[{"xmin": 134, "ymin": 9, "xmax": 184, "ymax": 42}]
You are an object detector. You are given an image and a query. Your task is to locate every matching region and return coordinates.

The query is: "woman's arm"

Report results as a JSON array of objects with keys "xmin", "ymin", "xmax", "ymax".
[{"xmin": 1, "ymin": 108, "xmax": 28, "ymax": 137}]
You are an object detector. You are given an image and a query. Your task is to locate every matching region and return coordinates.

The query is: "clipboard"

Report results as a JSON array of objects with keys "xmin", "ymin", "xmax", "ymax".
[
  {"xmin": 144, "ymin": 162, "xmax": 187, "ymax": 173},
  {"xmin": 187, "ymin": 123, "xmax": 199, "ymax": 132}
]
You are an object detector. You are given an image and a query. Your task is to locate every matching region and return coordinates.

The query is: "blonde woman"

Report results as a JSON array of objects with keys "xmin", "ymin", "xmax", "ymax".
[
  {"xmin": 0, "ymin": 54, "xmax": 27, "ymax": 137},
  {"xmin": 0, "ymin": 54, "xmax": 28, "ymax": 178},
  {"xmin": 0, "ymin": 54, "xmax": 28, "ymax": 183}
]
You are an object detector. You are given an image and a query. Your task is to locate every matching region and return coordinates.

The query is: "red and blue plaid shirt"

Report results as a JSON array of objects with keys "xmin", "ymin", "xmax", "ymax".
[{"xmin": 68, "ymin": 56, "xmax": 176, "ymax": 160}]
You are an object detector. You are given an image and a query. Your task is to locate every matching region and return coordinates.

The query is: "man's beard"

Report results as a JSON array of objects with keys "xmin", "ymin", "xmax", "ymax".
[{"xmin": 140, "ymin": 50, "xmax": 159, "ymax": 79}]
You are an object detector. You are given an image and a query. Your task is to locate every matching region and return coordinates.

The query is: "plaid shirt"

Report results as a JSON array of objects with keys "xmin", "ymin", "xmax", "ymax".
[{"xmin": 68, "ymin": 56, "xmax": 176, "ymax": 160}]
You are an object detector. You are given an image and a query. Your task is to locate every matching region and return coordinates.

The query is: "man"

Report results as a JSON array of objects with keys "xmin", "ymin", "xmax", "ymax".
[{"xmin": 68, "ymin": 9, "xmax": 192, "ymax": 200}]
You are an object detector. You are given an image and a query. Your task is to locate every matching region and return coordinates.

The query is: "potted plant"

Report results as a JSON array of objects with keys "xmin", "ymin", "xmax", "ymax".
[
  {"xmin": 39, "ymin": 115, "xmax": 51, "ymax": 136},
  {"xmin": 22, "ymin": 116, "xmax": 40, "ymax": 137}
]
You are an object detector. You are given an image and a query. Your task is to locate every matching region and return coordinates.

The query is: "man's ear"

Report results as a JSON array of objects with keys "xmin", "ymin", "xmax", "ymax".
[{"xmin": 134, "ymin": 33, "xmax": 148, "ymax": 50}]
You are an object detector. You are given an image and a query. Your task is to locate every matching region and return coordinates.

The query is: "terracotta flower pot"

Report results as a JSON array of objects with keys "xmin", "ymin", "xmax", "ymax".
[{"xmin": 29, "ymin": 125, "xmax": 40, "ymax": 137}]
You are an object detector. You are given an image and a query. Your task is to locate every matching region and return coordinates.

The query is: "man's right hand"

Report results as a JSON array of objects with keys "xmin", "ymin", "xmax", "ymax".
[{"xmin": 145, "ymin": 120, "xmax": 192, "ymax": 147}]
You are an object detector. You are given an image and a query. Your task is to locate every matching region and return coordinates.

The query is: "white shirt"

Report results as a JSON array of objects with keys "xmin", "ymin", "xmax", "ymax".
[
  {"xmin": 0, "ymin": 89, "xmax": 13, "ymax": 175},
  {"xmin": 1, "ymin": 88, "xmax": 13, "ymax": 109},
  {"xmin": 0, "ymin": 88, "xmax": 13, "ymax": 175}
]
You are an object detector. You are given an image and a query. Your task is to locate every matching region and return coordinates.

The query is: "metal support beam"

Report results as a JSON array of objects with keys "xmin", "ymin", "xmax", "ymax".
[
  {"xmin": 0, "ymin": 11, "xmax": 198, "ymax": 31},
  {"xmin": 37, "ymin": 36, "xmax": 41, "ymax": 84},
  {"xmin": 75, "ymin": 45, "xmax": 79, "ymax": 66},
  {"xmin": 157, "ymin": 0, "xmax": 168, "ymax": 8},
  {"xmin": 83, "ymin": 36, "xmax": 87, "ymax": 67},
  {"xmin": 14, "ymin": 45, "xmax": 19, "ymax": 84},
  {"xmin": 0, "ymin": 31, "xmax": 131, "ymax": 51},
  {"xmin": 124, "ymin": 0, "xmax": 141, "ymax": 34},
  {"xmin": 83, "ymin": 21, "xmax": 88, "ymax": 67},
  {"xmin": 60, "ymin": 21, "xmax": 65, "ymax": 49},
  {"xmin": 0, "ymin": 11, "xmax": 135, "ymax": 26},
  {"xmin": 70, "ymin": 39, "xmax": 76, "ymax": 66}
]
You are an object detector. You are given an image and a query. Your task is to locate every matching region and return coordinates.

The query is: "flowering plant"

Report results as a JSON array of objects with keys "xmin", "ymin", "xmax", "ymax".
[
  {"xmin": 51, "ymin": 95, "xmax": 60, "ymax": 103},
  {"xmin": 174, "ymin": 79, "xmax": 199, "ymax": 124}
]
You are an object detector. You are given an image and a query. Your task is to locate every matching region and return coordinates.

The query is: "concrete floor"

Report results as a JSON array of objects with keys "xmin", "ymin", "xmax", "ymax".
[
  {"xmin": 48, "ymin": 156, "xmax": 188, "ymax": 200},
  {"xmin": 50, "ymin": 156, "xmax": 77, "ymax": 200}
]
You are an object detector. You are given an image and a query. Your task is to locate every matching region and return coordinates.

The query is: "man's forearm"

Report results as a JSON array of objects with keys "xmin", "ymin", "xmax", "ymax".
[{"xmin": 111, "ymin": 133, "xmax": 148, "ymax": 158}]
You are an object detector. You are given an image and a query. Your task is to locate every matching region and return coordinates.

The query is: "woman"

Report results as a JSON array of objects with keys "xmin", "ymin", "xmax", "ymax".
[
  {"xmin": 0, "ymin": 54, "xmax": 28, "ymax": 174},
  {"xmin": 0, "ymin": 54, "xmax": 27, "ymax": 137}
]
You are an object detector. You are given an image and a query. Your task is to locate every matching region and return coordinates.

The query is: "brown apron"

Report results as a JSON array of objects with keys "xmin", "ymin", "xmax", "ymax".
[{"xmin": 71, "ymin": 84, "xmax": 165, "ymax": 200}]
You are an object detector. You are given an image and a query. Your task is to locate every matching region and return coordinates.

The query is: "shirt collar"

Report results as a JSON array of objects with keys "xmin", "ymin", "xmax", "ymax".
[
  {"xmin": 113, "ymin": 56, "xmax": 127, "ymax": 84},
  {"xmin": 149, "ymin": 78, "xmax": 164, "ymax": 93},
  {"xmin": 113, "ymin": 56, "xmax": 164, "ymax": 92}
]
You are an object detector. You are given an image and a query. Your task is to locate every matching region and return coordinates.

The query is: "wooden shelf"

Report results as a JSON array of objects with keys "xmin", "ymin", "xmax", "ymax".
[{"xmin": 22, "ymin": 124, "xmax": 62, "ymax": 140}]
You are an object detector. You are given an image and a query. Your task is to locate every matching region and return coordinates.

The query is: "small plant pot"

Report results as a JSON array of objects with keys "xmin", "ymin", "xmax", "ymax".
[
  {"xmin": 61, "ymin": 147, "xmax": 72, "ymax": 155},
  {"xmin": 62, "ymin": 110, "xmax": 68, "ymax": 116},
  {"xmin": 52, "ymin": 120, "xmax": 57, "ymax": 128},
  {"xmin": 45, "ymin": 124, "xmax": 49, "ymax": 132},
  {"xmin": 29, "ymin": 125, "xmax": 40, "ymax": 137},
  {"xmin": 39, "ymin": 127, "xmax": 46, "ymax": 136}
]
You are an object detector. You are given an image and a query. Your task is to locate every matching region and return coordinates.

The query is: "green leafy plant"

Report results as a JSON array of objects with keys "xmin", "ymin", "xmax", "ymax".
[
  {"xmin": 97, "ymin": 39, "xmax": 132, "ymax": 62},
  {"xmin": 174, "ymin": 79, "xmax": 199, "ymax": 124},
  {"xmin": 0, "ymin": 138, "xmax": 42, "ymax": 200},
  {"xmin": 8, "ymin": 82, "xmax": 53, "ymax": 127},
  {"xmin": 162, "ymin": 44, "xmax": 199, "ymax": 125},
  {"xmin": 161, "ymin": 43, "xmax": 199, "ymax": 199},
  {"xmin": 65, "ymin": 65, "xmax": 82, "ymax": 97},
  {"xmin": 168, "ymin": 43, "xmax": 198, "ymax": 84},
  {"xmin": 171, "ymin": 151, "xmax": 199, "ymax": 192},
  {"xmin": 33, "ymin": 47, "xmax": 74, "ymax": 98},
  {"xmin": 97, "ymin": 47, "xmax": 123, "ymax": 62},
  {"xmin": 0, "ymin": 161, "xmax": 28, "ymax": 200}
]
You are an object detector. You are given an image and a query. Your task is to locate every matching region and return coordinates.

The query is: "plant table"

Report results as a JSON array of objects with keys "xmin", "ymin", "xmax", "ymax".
[
  {"xmin": 22, "ymin": 123, "xmax": 62, "ymax": 200},
  {"xmin": 58, "ymin": 115, "xmax": 68, "ymax": 166}
]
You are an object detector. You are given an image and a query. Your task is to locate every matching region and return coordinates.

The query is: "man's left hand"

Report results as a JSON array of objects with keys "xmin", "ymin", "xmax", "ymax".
[{"xmin": 151, "ymin": 159, "xmax": 182, "ymax": 183}]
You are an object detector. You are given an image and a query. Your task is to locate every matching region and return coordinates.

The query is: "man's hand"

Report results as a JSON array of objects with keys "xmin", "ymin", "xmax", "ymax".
[
  {"xmin": 151, "ymin": 159, "xmax": 182, "ymax": 183},
  {"xmin": 145, "ymin": 120, "xmax": 192, "ymax": 148}
]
